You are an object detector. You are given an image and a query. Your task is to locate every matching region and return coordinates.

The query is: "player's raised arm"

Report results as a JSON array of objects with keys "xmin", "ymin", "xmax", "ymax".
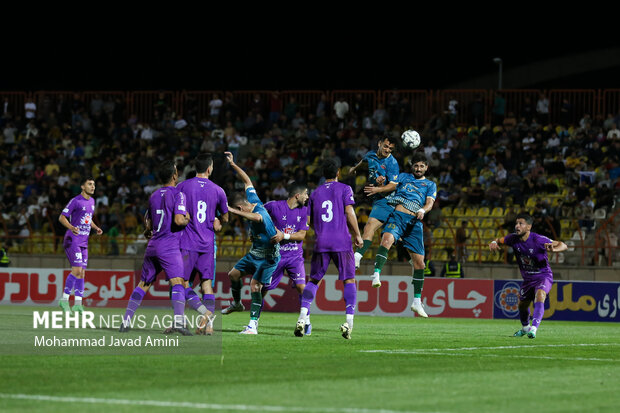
[
  {"xmin": 227, "ymin": 204, "xmax": 263, "ymax": 223},
  {"xmin": 225, "ymin": 151, "xmax": 253, "ymax": 189},
  {"xmin": 489, "ymin": 236, "xmax": 507, "ymax": 251},
  {"xmin": 348, "ymin": 159, "xmax": 365, "ymax": 175},
  {"xmin": 364, "ymin": 181, "xmax": 397, "ymax": 196},
  {"xmin": 544, "ymin": 240, "xmax": 568, "ymax": 253}
]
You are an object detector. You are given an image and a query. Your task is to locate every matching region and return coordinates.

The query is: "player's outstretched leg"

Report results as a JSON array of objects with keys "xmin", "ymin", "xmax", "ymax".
[
  {"xmin": 372, "ymin": 245, "xmax": 390, "ymax": 288},
  {"xmin": 410, "ymin": 269, "xmax": 428, "ymax": 317},
  {"xmin": 222, "ymin": 278, "xmax": 245, "ymax": 314},
  {"xmin": 120, "ymin": 287, "xmax": 147, "ymax": 332},
  {"xmin": 514, "ymin": 302, "xmax": 531, "ymax": 337}
]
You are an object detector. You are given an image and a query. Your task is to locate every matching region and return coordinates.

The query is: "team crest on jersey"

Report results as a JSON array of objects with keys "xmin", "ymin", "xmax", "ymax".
[
  {"xmin": 81, "ymin": 213, "xmax": 92, "ymax": 225},
  {"xmin": 297, "ymin": 216, "xmax": 301, "ymax": 222},
  {"xmin": 494, "ymin": 281, "xmax": 520, "ymax": 317}
]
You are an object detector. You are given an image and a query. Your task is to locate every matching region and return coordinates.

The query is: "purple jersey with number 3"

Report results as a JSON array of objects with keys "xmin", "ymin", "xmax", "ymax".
[
  {"xmin": 309, "ymin": 181, "xmax": 355, "ymax": 252},
  {"xmin": 146, "ymin": 186, "xmax": 186, "ymax": 253},
  {"xmin": 61, "ymin": 194, "xmax": 96, "ymax": 247},
  {"xmin": 264, "ymin": 200, "xmax": 309, "ymax": 258},
  {"xmin": 504, "ymin": 232, "xmax": 554, "ymax": 282},
  {"xmin": 177, "ymin": 177, "xmax": 228, "ymax": 252}
]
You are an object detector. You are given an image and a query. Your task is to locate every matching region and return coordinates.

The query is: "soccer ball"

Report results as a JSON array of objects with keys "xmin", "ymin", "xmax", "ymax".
[{"xmin": 401, "ymin": 130, "xmax": 421, "ymax": 150}]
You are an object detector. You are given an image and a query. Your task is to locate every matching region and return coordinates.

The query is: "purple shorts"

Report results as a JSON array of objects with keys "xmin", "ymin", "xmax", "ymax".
[
  {"xmin": 63, "ymin": 236, "xmax": 88, "ymax": 268},
  {"xmin": 519, "ymin": 276, "xmax": 553, "ymax": 302},
  {"xmin": 309, "ymin": 250, "xmax": 355, "ymax": 282},
  {"xmin": 182, "ymin": 248, "xmax": 215, "ymax": 282},
  {"xmin": 263, "ymin": 254, "xmax": 306, "ymax": 291},
  {"xmin": 141, "ymin": 251, "xmax": 186, "ymax": 284}
]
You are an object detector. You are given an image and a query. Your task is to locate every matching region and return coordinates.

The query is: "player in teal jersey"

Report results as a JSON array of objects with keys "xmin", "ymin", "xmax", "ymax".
[
  {"xmin": 365, "ymin": 152, "xmax": 436, "ymax": 317},
  {"xmin": 349, "ymin": 135, "xmax": 399, "ymax": 269},
  {"xmin": 222, "ymin": 152, "xmax": 280, "ymax": 335}
]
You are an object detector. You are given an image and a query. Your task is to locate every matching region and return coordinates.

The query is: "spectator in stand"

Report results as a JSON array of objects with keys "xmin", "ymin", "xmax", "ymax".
[{"xmin": 536, "ymin": 93, "xmax": 550, "ymax": 125}]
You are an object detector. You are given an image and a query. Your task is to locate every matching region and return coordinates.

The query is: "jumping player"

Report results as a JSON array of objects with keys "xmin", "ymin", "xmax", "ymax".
[
  {"xmin": 366, "ymin": 153, "xmax": 436, "ymax": 317},
  {"xmin": 349, "ymin": 135, "xmax": 399, "ymax": 269}
]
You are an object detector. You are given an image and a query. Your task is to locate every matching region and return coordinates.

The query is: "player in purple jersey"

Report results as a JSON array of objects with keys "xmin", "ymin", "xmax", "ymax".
[
  {"xmin": 58, "ymin": 177, "xmax": 103, "ymax": 313},
  {"xmin": 177, "ymin": 153, "xmax": 229, "ymax": 335},
  {"xmin": 119, "ymin": 160, "xmax": 193, "ymax": 336},
  {"xmin": 295, "ymin": 159, "xmax": 363, "ymax": 339},
  {"xmin": 223, "ymin": 151, "xmax": 280, "ymax": 335},
  {"xmin": 489, "ymin": 213, "xmax": 567, "ymax": 338},
  {"xmin": 263, "ymin": 182, "xmax": 311, "ymax": 335}
]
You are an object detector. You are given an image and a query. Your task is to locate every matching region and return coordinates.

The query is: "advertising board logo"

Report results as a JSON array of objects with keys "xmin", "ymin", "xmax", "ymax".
[{"xmin": 495, "ymin": 281, "xmax": 520, "ymax": 317}]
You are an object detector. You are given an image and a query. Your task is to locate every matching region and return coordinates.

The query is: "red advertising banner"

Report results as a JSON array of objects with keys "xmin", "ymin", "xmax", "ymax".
[
  {"xmin": 311, "ymin": 276, "xmax": 494, "ymax": 318},
  {"xmin": 62, "ymin": 270, "xmax": 134, "ymax": 308}
]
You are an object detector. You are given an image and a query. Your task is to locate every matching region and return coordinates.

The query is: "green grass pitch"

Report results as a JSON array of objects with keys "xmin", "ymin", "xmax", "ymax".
[{"xmin": 1, "ymin": 307, "xmax": 619, "ymax": 413}]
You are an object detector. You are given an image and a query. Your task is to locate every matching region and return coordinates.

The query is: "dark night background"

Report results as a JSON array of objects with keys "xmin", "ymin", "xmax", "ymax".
[{"xmin": 3, "ymin": 16, "xmax": 619, "ymax": 92}]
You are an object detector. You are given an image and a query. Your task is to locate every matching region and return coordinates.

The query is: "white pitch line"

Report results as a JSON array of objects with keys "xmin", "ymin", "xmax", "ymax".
[
  {"xmin": 382, "ymin": 351, "xmax": 618, "ymax": 362},
  {"xmin": 0, "ymin": 393, "xmax": 434, "ymax": 413},
  {"xmin": 361, "ymin": 343, "xmax": 620, "ymax": 353}
]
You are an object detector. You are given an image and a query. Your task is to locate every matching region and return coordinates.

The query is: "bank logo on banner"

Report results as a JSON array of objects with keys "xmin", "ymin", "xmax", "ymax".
[{"xmin": 494, "ymin": 281, "xmax": 520, "ymax": 318}]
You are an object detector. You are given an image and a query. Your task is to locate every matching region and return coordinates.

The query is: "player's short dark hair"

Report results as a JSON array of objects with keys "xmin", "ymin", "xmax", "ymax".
[
  {"xmin": 195, "ymin": 153, "xmax": 213, "ymax": 174},
  {"xmin": 231, "ymin": 192, "xmax": 249, "ymax": 207},
  {"xmin": 410, "ymin": 152, "xmax": 429, "ymax": 166},
  {"xmin": 287, "ymin": 181, "xmax": 307, "ymax": 197},
  {"xmin": 80, "ymin": 176, "xmax": 95, "ymax": 185},
  {"xmin": 321, "ymin": 159, "xmax": 339, "ymax": 180},
  {"xmin": 516, "ymin": 213, "xmax": 533, "ymax": 225},
  {"xmin": 157, "ymin": 160, "xmax": 177, "ymax": 184},
  {"xmin": 379, "ymin": 134, "xmax": 398, "ymax": 145}
]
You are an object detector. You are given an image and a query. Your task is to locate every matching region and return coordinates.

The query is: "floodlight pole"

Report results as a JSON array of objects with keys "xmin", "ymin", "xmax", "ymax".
[{"xmin": 493, "ymin": 57, "xmax": 503, "ymax": 90}]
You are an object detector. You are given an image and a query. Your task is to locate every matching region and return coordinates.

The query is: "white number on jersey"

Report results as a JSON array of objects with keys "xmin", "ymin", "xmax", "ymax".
[
  {"xmin": 321, "ymin": 200, "xmax": 333, "ymax": 222},
  {"xmin": 197, "ymin": 201, "xmax": 207, "ymax": 223},
  {"xmin": 155, "ymin": 209, "xmax": 164, "ymax": 232}
]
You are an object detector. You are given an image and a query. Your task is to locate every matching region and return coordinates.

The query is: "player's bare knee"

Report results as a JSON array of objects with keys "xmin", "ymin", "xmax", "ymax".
[
  {"xmin": 296, "ymin": 284, "xmax": 305, "ymax": 294},
  {"xmin": 535, "ymin": 290, "xmax": 547, "ymax": 302},
  {"xmin": 228, "ymin": 269, "xmax": 241, "ymax": 280}
]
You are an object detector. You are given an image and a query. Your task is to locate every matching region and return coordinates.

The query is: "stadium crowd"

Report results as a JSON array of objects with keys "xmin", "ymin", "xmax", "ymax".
[{"xmin": 0, "ymin": 91, "xmax": 619, "ymax": 257}]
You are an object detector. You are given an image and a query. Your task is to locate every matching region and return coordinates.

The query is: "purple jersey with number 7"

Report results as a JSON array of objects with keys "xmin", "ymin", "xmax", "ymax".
[{"xmin": 146, "ymin": 186, "xmax": 186, "ymax": 253}]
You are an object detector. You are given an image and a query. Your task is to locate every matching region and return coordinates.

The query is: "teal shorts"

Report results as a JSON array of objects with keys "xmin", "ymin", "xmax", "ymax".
[
  {"xmin": 369, "ymin": 197, "xmax": 394, "ymax": 222},
  {"xmin": 233, "ymin": 252, "xmax": 281, "ymax": 285},
  {"xmin": 382, "ymin": 210, "xmax": 424, "ymax": 256}
]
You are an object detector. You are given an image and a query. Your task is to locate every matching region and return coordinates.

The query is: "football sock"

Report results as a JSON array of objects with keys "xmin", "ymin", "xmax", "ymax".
[
  {"xmin": 74, "ymin": 278, "xmax": 85, "ymax": 303},
  {"xmin": 186, "ymin": 287, "xmax": 206, "ymax": 315},
  {"xmin": 343, "ymin": 282, "xmax": 357, "ymax": 316},
  {"xmin": 300, "ymin": 282, "xmax": 318, "ymax": 311},
  {"xmin": 412, "ymin": 269, "xmax": 424, "ymax": 298},
  {"xmin": 519, "ymin": 306, "xmax": 531, "ymax": 327},
  {"xmin": 202, "ymin": 293, "xmax": 215, "ymax": 314},
  {"xmin": 531, "ymin": 301, "xmax": 544, "ymax": 329},
  {"xmin": 356, "ymin": 239, "xmax": 373, "ymax": 256},
  {"xmin": 374, "ymin": 246, "xmax": 389, "ymax": 274},
  {"xmin": 250, "ymin": 291, "xmax": 263, "ymax": 321},
  {"xmin": 346, "ymin": 314, "xmax": 354, "ymax": 329},
  {"xmin": 123, "ymin": 287, "xmax": 146, "ymax": 324},
  {"xmin": 231, "ymin": 279, "xmax": 242, "ymax": 304},
  {"xmin": 171, "ymin": 284, "xmax": 186, "ymax": 327},
  {"xmin": 63, "ymin": 273, "xmax": 77, "ymax": 297}
]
